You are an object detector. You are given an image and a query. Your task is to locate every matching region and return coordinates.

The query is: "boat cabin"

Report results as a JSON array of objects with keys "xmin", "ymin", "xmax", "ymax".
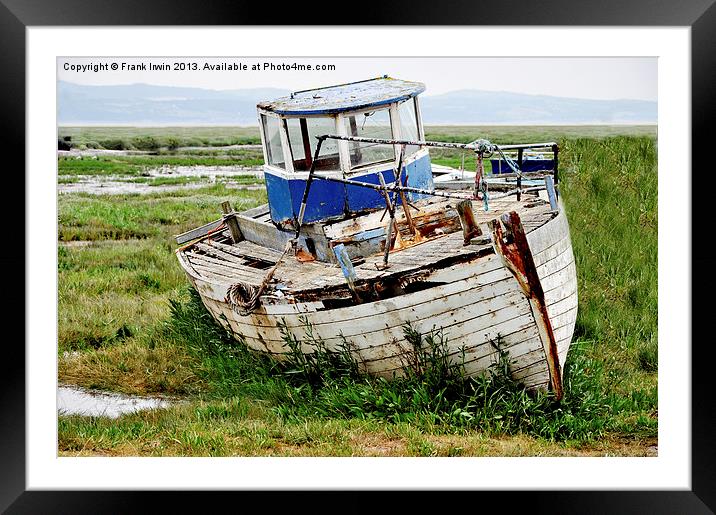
[{"xmin": 256, "ymin": 76, "xmax": 434, "ymax": 227}]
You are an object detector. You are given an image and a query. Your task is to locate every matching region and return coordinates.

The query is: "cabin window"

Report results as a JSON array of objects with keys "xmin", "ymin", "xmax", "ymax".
[
  {"xmin": 261, "ymin": 114, "xmax": 286, "ymax": 169},
  {"xmin": 285, "ymin": 117, "xmax": 341, "ymax": 171},
  {"xmin": 344, "ymin": 108, "xmax": 395, "ymax": 169},
  {"xmin": 398, "ymin": 98, "xmax": 421, "ymax": 157}
]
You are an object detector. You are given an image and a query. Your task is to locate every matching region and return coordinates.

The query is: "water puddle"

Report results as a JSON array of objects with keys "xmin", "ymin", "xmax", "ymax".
[
  {"xmin": 58, "ymin": 165, "xmax": 265, "ymax": 195},
  {"xmin": 57, "ymin": 385, "xmax": 174, "ymax": 418},
  {"xmin": 59, "ymin": 240, "xmax": 94, "ymax": 248},
  {"xmin": 58, "ymin": 144, "xmax": 261, "ymax": 158},
  {"xmin": 58, "ymin": 179, "xmax": 209, "ymax": 195},
  {"xmin": 145, "ymin": 164, "xmax": 263, "ymax": 179},
  {"xmin": 58, "ymin": 149, "xmax": 150, "ymax": 158}
]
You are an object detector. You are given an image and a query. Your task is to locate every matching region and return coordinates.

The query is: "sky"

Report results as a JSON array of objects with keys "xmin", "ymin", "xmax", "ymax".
[{"xmin": 57, "ymin": 57, "xmax": 657, "ymax": 101}]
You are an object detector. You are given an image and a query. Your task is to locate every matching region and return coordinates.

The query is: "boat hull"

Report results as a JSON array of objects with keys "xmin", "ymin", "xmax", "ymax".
[{"xmin": 180, "ymin": 205, "xmax": 577, "ymax": 394}]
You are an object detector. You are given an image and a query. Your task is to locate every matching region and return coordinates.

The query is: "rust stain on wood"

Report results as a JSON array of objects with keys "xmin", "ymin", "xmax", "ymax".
[{"xmin": 489, "ymin": 210, "xmax": 564, "ymax": 400}]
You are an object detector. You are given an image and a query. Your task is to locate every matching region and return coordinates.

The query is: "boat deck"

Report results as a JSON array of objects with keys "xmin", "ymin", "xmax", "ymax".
[{"xmin": 178, "ymin": 193, "xmax": 557, "ymax": 303}]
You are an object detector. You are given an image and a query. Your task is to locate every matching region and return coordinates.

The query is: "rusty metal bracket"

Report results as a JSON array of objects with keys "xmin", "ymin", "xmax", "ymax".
[{"xmin": 489, "ymin": 211, "xmax": 563, "ymax": 400}]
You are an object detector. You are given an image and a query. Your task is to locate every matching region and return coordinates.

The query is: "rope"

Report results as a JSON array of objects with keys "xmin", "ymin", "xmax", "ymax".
[
  {"xmin": 470, "ymin": 138, "xmax": 495, "ymax": 158},
  {"xmin": 225, "ymin": 240, "xmax": 293, "ymax": 315},
  {"xmin": 494, "ymin": 146, "xmax": 522, "ymax": 177},
  {"xmin": 481, "ymin": 179, "xmax": 489, "ymax": 211}
]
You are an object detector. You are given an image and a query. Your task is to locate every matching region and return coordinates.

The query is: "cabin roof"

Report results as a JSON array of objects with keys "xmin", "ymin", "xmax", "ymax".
[{"xmin": 256, "ymin": 76, "xmax": 425, "ymax": 116}]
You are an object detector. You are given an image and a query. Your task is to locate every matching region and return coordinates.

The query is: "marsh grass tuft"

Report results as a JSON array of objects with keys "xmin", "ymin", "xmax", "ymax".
[
  {"xmin": 158, "ymin": 291, "xmax": 654, "ymax": 442},
  {"xmin": 278, "ymin": 318, "xmax": 361, "ymax": 388}
]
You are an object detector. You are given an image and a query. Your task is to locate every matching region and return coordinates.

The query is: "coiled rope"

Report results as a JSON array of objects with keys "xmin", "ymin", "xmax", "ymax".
[{"xmin": 226, "ymin": 239, "xmax": 293, "ymax": 315}]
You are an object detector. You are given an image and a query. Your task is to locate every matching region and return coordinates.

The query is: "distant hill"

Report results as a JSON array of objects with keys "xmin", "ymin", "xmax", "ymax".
[
  {"xmin": 419, "ymin": 89, "xmax": 656, "ymax": 124},
  {"xmin": 57, "ymin": 81, "xmax": 657, "ymax": 125},
  {"xmin": 57, "ymin": 82, "xmax": 290, "ymax": 125}
]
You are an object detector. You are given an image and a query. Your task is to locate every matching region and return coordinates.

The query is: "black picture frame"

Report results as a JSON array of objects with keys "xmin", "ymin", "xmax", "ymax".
[{"xmin": 3, "ymin": 1, "xmax": 713, "ymax": 512}]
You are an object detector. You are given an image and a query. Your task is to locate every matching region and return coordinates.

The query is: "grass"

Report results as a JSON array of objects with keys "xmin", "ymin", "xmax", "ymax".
[
  {"xmin": 58, "ymin": 124, "xmax": 655, "ymax": 151},
  {"xmin": 58, "ymin": 127, "xmax": 658, "ymax": 457},
  {"xmin": 58, "ymin": 183, "xmax": 266, "ymax": 241},
  {"xmin": 424, "ymin": 124, "xmax": 657, "ymax": 143},
  {"xmin": 424, "ymin": 124, "xmax": 656, "ymax": 174},
  {"xmin": 162, "ymin": 292, "xmax": 655, "ymax": 440},
  {"xmin": 58, "ymin": 126, "xmax": 262, "ymax": 149},
  {"xmin": 58, "ymin": 150, "xmax": 264, "ymax": 177},
  {"xmin": 560, "ymin": 137, "xmax": 658, "ymax": 396},
  {"xmin": 57, "ymin": 185, "xmax": 267, "ymax": 356},
  {"xmin": 58, "ymin": 404, "xmax": 655, "ymax": 457}
]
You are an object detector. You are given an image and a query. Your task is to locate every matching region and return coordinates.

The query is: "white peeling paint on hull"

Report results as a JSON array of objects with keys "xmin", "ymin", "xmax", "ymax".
[
  {"xmin": 526, "ymin": 204, "xmax": 578, "ymax": 370},
  {"xmin": 182, "ymin": 204, "xmax": 577, "ymax": 394}
]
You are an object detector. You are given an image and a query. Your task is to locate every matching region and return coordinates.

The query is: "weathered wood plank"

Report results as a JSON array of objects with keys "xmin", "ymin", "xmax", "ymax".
[
  {"xmin": 195, "ymin": 242, "xmax": 249, "ymax": 265},
  {"xmin": 546, "ymin": 306, "xmax": 578, "ymax": 332},
  {"xmin": 540, "ymin": 261, "xmax": 577, "ymax": 293},
  {"xmin": 186, "ymin": 262, "xmax": 236, "ymax": 283},
  {"xmin": 463, "ymin": 341, "xmax": 545, "ymax": 377},
  {"xmin": 241, "ymin": 203, "xmax": 271, "ymax": 219},
  {"xmin": 175, "ymin": 218, "xmax": 223, "ymax": 245},
  {"xmin": 535, "ymin": 247, "xmax": 574, "ymax": 278},
  {"xmin": 191, "ymin": 277, "xmax": 231, "ymax": 303},
  {"xmin": 231, "ymin": 286, "xmax": 535, "ymax": 355},
  {"xmin": 187, "ymin": 252, "xmax": 265, "ymax": 283},
  {"xmin": 212, "ymin": 240, "xmax": 283, "ymax": 262},
  {"xmin": 221, "ymin": 201, "xmax": 243, "ymax": 243},
  {"xmin": 525, "ymin": 209, "xmax": 569, "ymax": 255},
  {"xmin": 246, "ymin": 263, "xmax": 518, "ymax": 330},
  {"xmin": 546, "ymin": 290, "xmax": 579, "ymax": 318},
  {"xmin": 235, "ymin": 212, "xmax": 331, "ymax": 261},
  {"xmin": 532, "ymin": 234, "xmax": 571, "ymax": 267}
]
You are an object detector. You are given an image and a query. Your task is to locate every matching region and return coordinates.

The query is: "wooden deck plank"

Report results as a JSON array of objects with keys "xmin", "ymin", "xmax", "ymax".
[
  {"xmin": 181, "ymin": 193, "xmax": 560, "ymax": 300},
  {"xmin": 187, "ymin": 252, "xmax": 266, "ymax": 283}
]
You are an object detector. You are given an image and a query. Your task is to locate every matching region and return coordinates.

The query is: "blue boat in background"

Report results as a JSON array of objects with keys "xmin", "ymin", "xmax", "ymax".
[{"xmin": 491, "ymin": 154, "xmax": 555, "ymax": 175}]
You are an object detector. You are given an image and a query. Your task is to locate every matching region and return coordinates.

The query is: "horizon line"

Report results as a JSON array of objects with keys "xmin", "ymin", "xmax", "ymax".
[
  {"xmin": 57, "ymin": 80, "xmax": 658, "ymax": 104},
  {"xmin": 58, "ymin": 121, "xmax": 659, "ymax": 128}
]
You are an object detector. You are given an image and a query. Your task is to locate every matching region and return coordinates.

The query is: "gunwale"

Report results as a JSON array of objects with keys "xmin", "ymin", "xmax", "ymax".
[{"xmin": 177, "ymin": 193, "xmax": 557, "ymax": 300}]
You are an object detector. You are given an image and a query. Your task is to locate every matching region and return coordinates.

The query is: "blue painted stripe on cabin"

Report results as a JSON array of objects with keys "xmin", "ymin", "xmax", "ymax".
[
  {"xmin": 406, "ymin": 153, "xmax": 433, "ymax": 202},
  {"xmin": 266, "ymin": 153, "xmax": 434, "ymax": 225},
  {"xmin": 346, "ymin": 168, "xmax": 398, "ymax": 213},
  {"xmin": 265, "ymin": 170, "xmax": 295, "ymax": 224},
  {"xmin": 345, "ymin": 153, "xmax": 433, "ymax": 214},
  {"xmin": 265, "ymin": 168, "xmax": 345, "ymax": 225},
  {"xmin": 287, "ymin": 176, "xmax": 345, "ymax": 223}
]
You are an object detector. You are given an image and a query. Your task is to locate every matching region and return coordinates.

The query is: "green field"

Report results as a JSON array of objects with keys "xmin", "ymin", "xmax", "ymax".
[
  {"xmin": 58, "ymin": 125, "xmax": 262, "ymax": 149},
  {"xmin": 57, "ymin": 126, "xmax": 658, "ymax": 457}
]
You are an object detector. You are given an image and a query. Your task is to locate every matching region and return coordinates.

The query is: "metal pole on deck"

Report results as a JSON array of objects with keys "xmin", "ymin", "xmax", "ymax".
[
  {"xmin": 394, "ymin": 144, "xmax": 419, "ymax": 239},
  {"xmin": 517, "ymin": 148, "xmax": 524, "ymax": 202},
  {"xmin": 294, "ymin": 136, "xmax": 326, "ymax": 242},
  {"xmin": 552, "ymin": 143, "xmax": 559, "ymax": 198},
  {"xmin": 377, "ymin": 171, "xmax": 398, "ymax": 269}
]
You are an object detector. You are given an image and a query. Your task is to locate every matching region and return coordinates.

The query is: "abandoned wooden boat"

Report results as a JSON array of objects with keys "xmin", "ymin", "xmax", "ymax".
[{"xmin": 175, "ymin": 76, "xmax": 577, "ymax": 399}]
